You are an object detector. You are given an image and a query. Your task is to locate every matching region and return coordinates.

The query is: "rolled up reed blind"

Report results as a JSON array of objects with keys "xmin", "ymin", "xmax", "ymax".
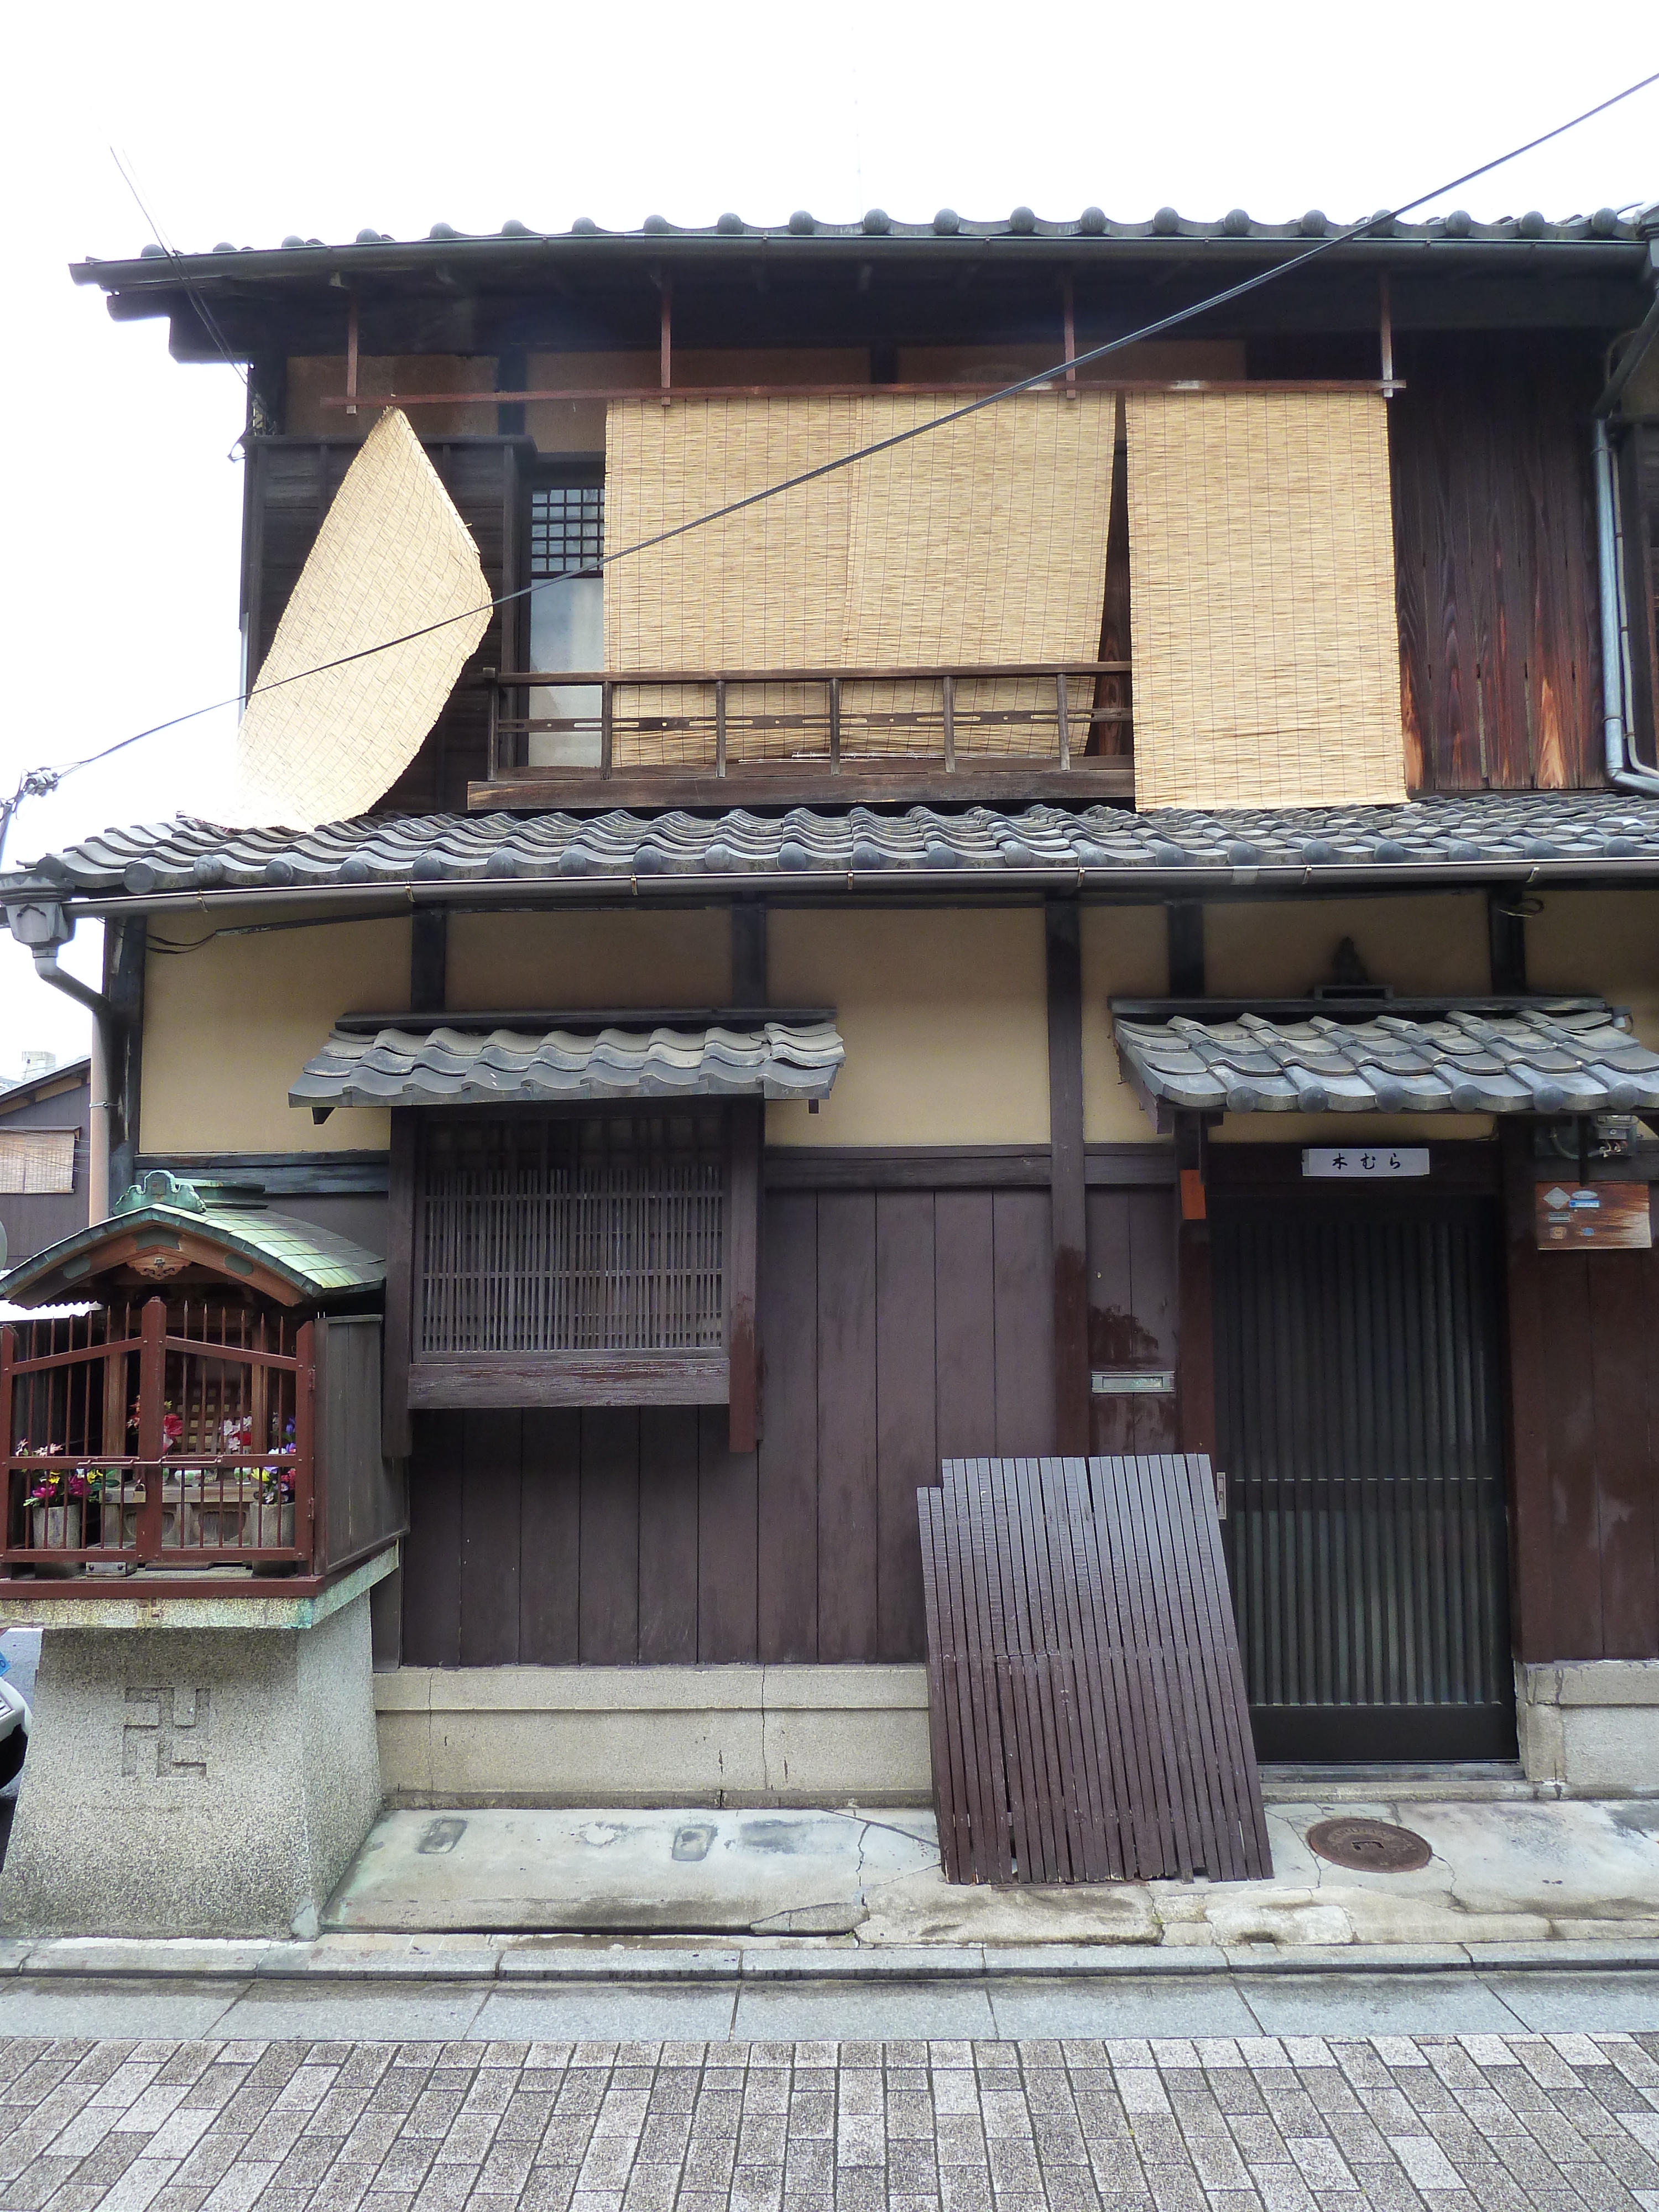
[
  {"xmin": 1126, "ymin": 392, "xmax": 1406, "ymax": 808},
  {"xmin": 0, "ymin": 1127, "xmax": 77, "ymax": 1194},
  {"xmin": 604, "ymin": 393, "xmax": 1115, "ymax": 761}
]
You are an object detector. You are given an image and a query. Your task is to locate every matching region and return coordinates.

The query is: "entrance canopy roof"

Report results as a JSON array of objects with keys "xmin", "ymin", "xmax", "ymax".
[
  {"xmin": 0, "ymin": 1171, "xmax": 386, "ymax": 1310},
  {"xmin": 291, "ymin": 1018, "xmax": 844, "ymax": 1112},
  {"xmin": 1110, "ymin": 999, "xmax": 1659, "ymax": 1118}
]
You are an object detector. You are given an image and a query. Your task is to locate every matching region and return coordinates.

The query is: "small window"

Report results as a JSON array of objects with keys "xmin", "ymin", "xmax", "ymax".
[
  {"xmin": 0, "ymin": 1128, "xmax": 77, "ymax": 1196},
  {"xmin": 528, "ymin": 472, "xmax": 605, "ymax": 767},
  {"xmin": 417, "ymin": 1112, "xmax": 724, "ymax": 1358}
]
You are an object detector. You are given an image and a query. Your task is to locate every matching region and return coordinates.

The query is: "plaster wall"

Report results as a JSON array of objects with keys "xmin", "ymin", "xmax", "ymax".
[
  {"xmin": 1080, "ymin": 904, "xmax": 1167, "ymax": 1144},
  {"xmin": 444, "ymin": 906, "xmax": 730, "ymax": 1011},
  {"xmin": 1527, "ymin": 889, "xmax": 1659, "ymax": 1052},
  {"xmin": 1203, "ymin": 892, "xmax": 1489, "ymax": 998},
  {"xmin": 141, "ymin": 911, "xmax": 408, "ymax": 1155},
  {"xmin": 765, "ymin": 907, "xmax": 1049, "ymax": 1146}
]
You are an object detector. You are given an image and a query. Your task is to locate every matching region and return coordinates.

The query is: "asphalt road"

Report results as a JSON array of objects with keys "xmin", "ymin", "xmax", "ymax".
[{"xmin": 6, "ymin": 2018, "xmax": 1659, "ymax": 2210}]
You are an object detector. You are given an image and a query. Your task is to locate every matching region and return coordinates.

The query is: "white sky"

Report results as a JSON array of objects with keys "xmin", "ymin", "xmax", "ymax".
[{"xmin": 1, "ymin": 1, "xmax": 1654, "ymax": 1075}]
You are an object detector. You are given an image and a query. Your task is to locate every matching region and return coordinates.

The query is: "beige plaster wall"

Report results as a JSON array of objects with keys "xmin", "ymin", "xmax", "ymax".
[
  {"xmin": 1527, "ymin": 890, "xmax": 1659, "ymax": 1052},
  {"xmin": 1081, "ymin": 905, "xmax": 1167, "ymax": 1144},
  {"xmin": 142, "ymin": 912, "xmax": 408, "ymax": 1154},
  {"xmin": 766, "ymin": 907, "xmax": 1048, "ymax": 1146},
  {"xmin": 445, "ymin": 907, "xmax": 731, "ymax": 1012},
  {"xmin": 1203, "ymin": 893, "xmax": 1489, "ymax": 998}
]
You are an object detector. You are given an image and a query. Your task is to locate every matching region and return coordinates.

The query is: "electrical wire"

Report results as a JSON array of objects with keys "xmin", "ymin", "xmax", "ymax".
[
  {"xmin": 108, "ymin": 148, "xmax": 249, "ymax": 392},
  {"xmin": 4, "ymin": 63, "xmax": 1656, "ymax": 868}
]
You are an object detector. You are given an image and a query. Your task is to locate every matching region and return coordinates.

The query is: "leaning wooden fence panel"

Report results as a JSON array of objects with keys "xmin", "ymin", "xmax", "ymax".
[{"xmin": 919, "ymin": 1455, "xmax": 1272, "ymax": 1884}]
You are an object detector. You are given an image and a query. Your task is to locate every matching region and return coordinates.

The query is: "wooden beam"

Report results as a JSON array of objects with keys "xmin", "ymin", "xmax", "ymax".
[
  {"xmin": 407, "ymin": 1352, "xmax": 729, "ymax": 1408},
  {"xmin": 382, "ymin": 1112, "xmax": 416, "ymax": 1459},
  {"xmin": 1047, "ymin": 899, "xmax": 1089, "ymax": 1452},
  {"xmin": 727, "ymin": 1099, "xmax": 762, "ymax": 1453},
  {"xmin": 731, "ymin": 905, "xmax": 768, "ymax": 1007},
  {"xmin": 103, "ymin": 915, "xmax": 147, "ymax": 1206},
  {"xmin": 470, "ymin": 762, "xmax": 1135, "ymax": 811},
  {"xmin": 1174, "ymin": 1115, "xmax": 1217, "ymax": 1458},
  {"xmin": 410, "ymin": 908, "xmax": 447, "ymax": 1015}
]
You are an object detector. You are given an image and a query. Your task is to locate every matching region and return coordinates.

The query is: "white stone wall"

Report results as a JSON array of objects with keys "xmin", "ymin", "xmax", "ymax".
[
  {"xmin": 375, "ymin": 1663, "xmax": 932, "ymax": 1807},
  {"xmin": 1516, "ymin": 1660, "xmax": 1659, "ymax": 1792}
]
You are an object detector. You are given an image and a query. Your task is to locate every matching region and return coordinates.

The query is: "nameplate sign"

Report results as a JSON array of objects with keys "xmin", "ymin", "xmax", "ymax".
[{"xmin": 1302, "ymin": 1146, "xmax": 1430, "ymax": 1179}]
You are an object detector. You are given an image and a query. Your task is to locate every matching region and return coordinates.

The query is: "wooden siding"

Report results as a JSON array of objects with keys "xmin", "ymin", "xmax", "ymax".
[
  {"xmin": 400, "ymin": 1182, "xmax": 1062, "ymax": 1665},
  {"xmin": 242, "ymin": 436, "xmax": 528, "ymax": 814},
  {"xmin": 1503, "ymin": 1130, "xmax": 1659, "ymax": 1662},
  {"xmin": 1390, "ymin": 333, "xmax": 1603, "ymax": 792},
  {"xmin": 1087, "ymin": 1185, "xmax": 1179, "ymax": 1456}
]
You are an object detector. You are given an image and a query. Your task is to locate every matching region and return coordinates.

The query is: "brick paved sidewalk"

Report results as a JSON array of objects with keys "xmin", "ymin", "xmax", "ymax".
[{"xmin": 6, "ymin": 2031, "xmax": 1659, "ymax": 2212}]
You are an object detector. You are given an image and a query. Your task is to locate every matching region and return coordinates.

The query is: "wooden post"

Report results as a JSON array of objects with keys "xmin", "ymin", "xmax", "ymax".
[
  {"xmin": 942, "ymin": 672, "xmax": 956, "ymax": 772},
  {"xmin": 105, "ymin": 916, "xmax": 146, "ymax": 1205},
  {"xmin": 0, "ymin": 1325, "xmax": 12, "ymax": 1552},
  {"xmin": 1046, "ymin": 900, "xmax": 1089, "ymax": 1452},
  {"xmin": 731, "ymin": 903, "xmax": 768, "ymax": 1009},
  {"xmin": 727, "ymin": 1100, "xmax": 762, "ymax": 1454},
  {"xmin": 660, "ymin": 275, "xmax": 672, "ymax": 403},
  {"xmin": 382, "ymin": 1112, "xmax": 416, "ymax": 1460},
  {"xmin": 346, "ymin": 284, "xmax": 359, "ymax": 417},
  {"xmin": 1174, "ymin": 1116, "xmax": 1216, "ymax": 1458},
  {"xmin": 137, "ymin": 1296, "xmax": 165, "ymax": 1559},
  {"xmin": 1488, "ymin": 893, "xmax": 1528, "ymax": 995},
  {"xmin": 410, "ymin": 909, "xmax": 447, "ymax": 1016},
  {"xmin": 1167, "ymin": 901, "xmax": 1206, "ymax": 997},
  {"xmin": 1500, "ymin": 1119, "xmax": 1552, "ymax": 1661},
  {"xmin": 294, "ymin": 1318, "xmax": 317, "ymax": 1568},
  {"xmin": 1062, "ymin": 273, "xmax": 1077, "ymax": 399}
]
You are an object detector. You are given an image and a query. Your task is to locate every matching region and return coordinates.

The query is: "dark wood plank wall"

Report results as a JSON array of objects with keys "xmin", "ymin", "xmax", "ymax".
[
  {"xmin": 401, "ymin": 1183, "xmax": 1070, "ymax": 1666},
  {"xmin": 1502, "ymin": 1129, "xmax": 1659, "ymax": 1663},
  {"xmin": 1390, "ymin": 333, "xmax": 1604, "ymax": 792},
  {"xmin": 242, "ymin": 436, "xmax": 529, "ymax": 815},
  {"xmin": 1087, "ymin": 1186, "xmax": 1180, "ymax": 1457}
]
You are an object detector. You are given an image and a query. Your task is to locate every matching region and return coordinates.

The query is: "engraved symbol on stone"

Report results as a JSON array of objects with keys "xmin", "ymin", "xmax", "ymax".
[{"xmin": 121, "ymin": 1686, "xmax": 210, "ymax": 1778}]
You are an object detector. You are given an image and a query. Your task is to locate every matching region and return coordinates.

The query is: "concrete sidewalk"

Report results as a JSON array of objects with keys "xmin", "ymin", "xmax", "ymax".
[{"xmin": 316, "ymin": 1792, "xmax": 1659, "ymax": 1955}]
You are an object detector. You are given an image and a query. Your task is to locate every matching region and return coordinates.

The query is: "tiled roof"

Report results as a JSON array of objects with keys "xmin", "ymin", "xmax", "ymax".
[
  {"xmin": 1112, "ymin": 1003, "xmax": 1659, "ymax": 1117},
  {"xmin": 0, "ymin": 1172, "xmax": 385, "ymax": 1308},
  {"xmin": 9, "ymin": 795, "xmax": 1659, "ymax": 904},
  {"xmin": 290, "ymin": 1021, "xmax": 844, "ymax": 1109},
  {"xmin": 79, "ymin": 201, "xmax": 1656, "ymax": 271}
]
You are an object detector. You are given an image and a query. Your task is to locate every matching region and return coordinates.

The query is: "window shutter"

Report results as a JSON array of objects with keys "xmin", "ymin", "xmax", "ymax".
[{"xmin": 1126, "ymin": 390, "xmax": 1406, "ymax": 808}]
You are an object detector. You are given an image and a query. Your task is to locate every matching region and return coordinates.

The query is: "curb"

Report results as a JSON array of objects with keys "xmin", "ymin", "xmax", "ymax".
[{"xmin": 7, "ymin": 1936, "xmax": 1659, "ymax": 1985}]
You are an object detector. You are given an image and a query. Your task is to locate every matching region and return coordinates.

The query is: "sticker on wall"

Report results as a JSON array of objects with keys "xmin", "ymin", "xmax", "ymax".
[
  {"xmin": 1302, "ymin": 1146, "xmax": 1430, "ymax": 1178},
  {"xmin": 1535, "ymin": 1182, "xmax": 1652, "ymax": 1251}
]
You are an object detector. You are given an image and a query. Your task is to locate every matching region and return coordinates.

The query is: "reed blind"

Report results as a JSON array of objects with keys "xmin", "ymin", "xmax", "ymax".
[
  {"xmin": 1126, "ymin": 391, "xmax": 1406, "ymax": 809},
  {"xmin": 603, "ymin": 393, "xmax": 1116, "ymax": 760},
  {"xmin": 418, "ymin": 1113, "xmax": 726, "ymax": 1357},
  {"xmin": 0, "ymin": 1126, "xmax": 77, "ymax": 1194}
]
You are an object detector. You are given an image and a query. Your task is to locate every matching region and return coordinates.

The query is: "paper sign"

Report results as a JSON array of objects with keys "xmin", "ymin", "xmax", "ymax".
[
  {"xmin": 1535, "ymin": 1182, "xmax": 1652, "ymax": 1251},
  {"xmin": 1302, "ymin": 1146, "xmax": 1430, "ymax": 1179}
]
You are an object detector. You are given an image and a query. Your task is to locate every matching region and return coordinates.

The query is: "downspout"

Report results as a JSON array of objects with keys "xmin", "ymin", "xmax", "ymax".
[
  {"xmin": 5, "ymin": 905, "xmax": 116, "ymax": 1224},
  {"xmin": 1595, "ymin": 263, "xmax": 1659, "ymax": 796}
]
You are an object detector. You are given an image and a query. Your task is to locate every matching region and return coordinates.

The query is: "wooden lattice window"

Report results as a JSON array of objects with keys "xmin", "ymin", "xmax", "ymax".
[
  {"xmin": 401, "ymin": 1106, "xmax": 759, "ymax": 1425},
  {"xmin": 419, "ymin": 1112, "xmax": 723, "ymax": 1355}
]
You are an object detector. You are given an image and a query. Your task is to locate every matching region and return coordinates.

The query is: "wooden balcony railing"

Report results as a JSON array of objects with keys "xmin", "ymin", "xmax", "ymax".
[
  {"xmin": 472, "ymin": 659, "xmax": 1134, "ymax": 810},
  {"xmin": 1, "ymin": 1299, "xmax": 315, "ymax": 1578}
]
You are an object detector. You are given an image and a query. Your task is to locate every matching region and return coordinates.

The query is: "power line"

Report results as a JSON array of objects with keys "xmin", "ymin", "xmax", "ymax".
[{"xmin": 4, "ymin": 64, "xmax": 1656, "ymax": 867}]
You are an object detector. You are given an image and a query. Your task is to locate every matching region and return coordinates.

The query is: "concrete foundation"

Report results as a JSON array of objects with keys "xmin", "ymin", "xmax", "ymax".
[
  {"xmin": 0, "ymin": 1589, "xmax": 382, "ymax": 1938},
  {"xmin": 1516, "ymin": 1660, "xmax": 1659, "ymax": 1791},
  {"xmin": 375, "ymin": 1664, "xmax": 932, "ymax": 1807}
]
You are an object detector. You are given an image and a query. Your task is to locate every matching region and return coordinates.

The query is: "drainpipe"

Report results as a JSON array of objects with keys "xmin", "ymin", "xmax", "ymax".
[
  {"xmin": 1593, "ymin": 418, "xmax": 1659, "ymax": 798},
  {"xmin": 5, "ymin": 903, "xmax": 115, "ymax": 1223}
]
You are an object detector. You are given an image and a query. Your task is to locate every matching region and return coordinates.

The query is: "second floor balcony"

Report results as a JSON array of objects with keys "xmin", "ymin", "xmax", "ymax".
[{"xmin": 476, "ymin": 656, "xmax": 1134, "ymax": 808}]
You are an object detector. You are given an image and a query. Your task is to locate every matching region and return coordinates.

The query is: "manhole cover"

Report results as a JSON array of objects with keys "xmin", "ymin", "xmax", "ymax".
[{"xmin": 1305, "ymin": 1817, "xmax": 1432, "ymax": 1873}]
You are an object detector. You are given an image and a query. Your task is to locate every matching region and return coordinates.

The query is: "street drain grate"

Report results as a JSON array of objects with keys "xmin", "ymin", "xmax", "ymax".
[{"xmin": 1305, "ymin": 1817, "xmax": 1432, "ymax": 1872}]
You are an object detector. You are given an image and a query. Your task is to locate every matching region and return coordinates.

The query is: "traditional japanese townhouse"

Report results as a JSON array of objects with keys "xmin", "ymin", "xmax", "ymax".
[
  {"xmin": 3, "ymin": 197, "xmax": 1659, "ymax": 1929},
  {"xmin": 0, "ymin": 1057, "xmax": 90, "ymax": 1268}
]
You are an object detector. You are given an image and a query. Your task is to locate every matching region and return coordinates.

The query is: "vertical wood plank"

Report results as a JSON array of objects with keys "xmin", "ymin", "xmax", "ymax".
[
  {"xmin": 875, "ymin": 1191, "xmax": 937, "ymax": 1661},
  {"xmin": 816, "ymin": 1191, "xmax": 881, "ymax": 1661},
  {"xmin": 1176, "ymin": 1211, "xmax": 1217, "ymax": 1460},
  {"xmin": 639, "ymin": 1405, "xmax": 700, "ymax": 1662},
  {"xmin": 382, "ymin": 1110, "xmax": 416, "ymax": 1460},
  {"xmin": 1590, "ymin": 1252, "xmax": 1659, "ymax": 1658},
  {"xmin": 518, "ymin": 1408, "xmax": 581, "ymax": 1664},
  {"xmin": 1126, "ymin": 1188, "xmax": 1180, "ymax": 1455},
  {"xmin": 1087, "ymin": 1189, "xmax": 1135, "ymax": 1456},
  {"xmin": 992, "ymin": 1189, "xmax": 1056, "ymax": 1456},
  {"xmin": 758, "ymin": 1191, "xmax": 819, "ymax": 1661},
  {"xmin": 402, "ymin": 1410, "xmax": 463, "ymax": 1666},
  {"xmin": 1046, "ymin": 901, "xmax": 1089, "ymax": 1453},
  {"xmin": 697, "ymin": 1404, "xmax": 759, "ymax": 1661},
  {"xmin": 579, "ymin": 1410, "xmax": 641, "ymax": 1663},
  {"xmin": 1539, "ymin": 1255, "xmax": 1603, "ymax": 1658},
  {"xmin": 727, "ymin": 1100, "xmax": 762, "ymax": 1453},
  {"xmin": 459, "ymin": 1409, "xmax": 522, "ymax": 1666},
  {"xmin": 935, "ymin": 1194, "xmax": 998, "ymax": 1460}
]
